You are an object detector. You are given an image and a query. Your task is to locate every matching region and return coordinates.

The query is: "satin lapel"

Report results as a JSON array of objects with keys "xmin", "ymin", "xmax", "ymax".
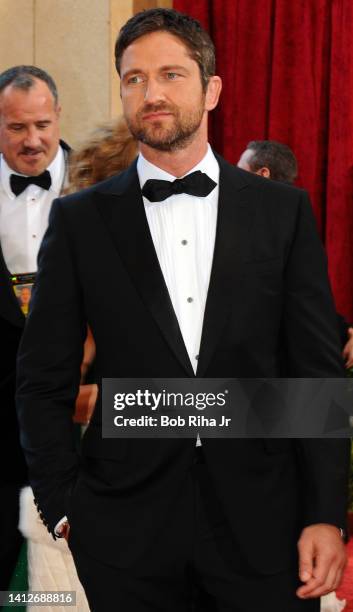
[
  {"xmin": 94, "ymin": 163, "xmax": 194, "ymax": 377},
  {"xmin": 0, "ymin": 244, "xmax": 25, "ymax": 328},
  {"xmin": 196, "ymin": 157, "xmax": 256, "ymax": 377}
]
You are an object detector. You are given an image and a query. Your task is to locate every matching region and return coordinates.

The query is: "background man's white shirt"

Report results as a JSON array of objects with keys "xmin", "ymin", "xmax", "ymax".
[{"xmin": 0, "ymin": 146, "xmax": 66, "ymax": 273}]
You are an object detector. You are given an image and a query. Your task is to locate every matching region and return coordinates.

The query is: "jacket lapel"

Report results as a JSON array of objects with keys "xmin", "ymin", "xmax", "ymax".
[
  {"xmin": 94, "ymin": 162, "xmax": 194, "ymax": 377},
  {"xmin": 196, "ymin": 156, "xmax": 257, "ymax": 376}
]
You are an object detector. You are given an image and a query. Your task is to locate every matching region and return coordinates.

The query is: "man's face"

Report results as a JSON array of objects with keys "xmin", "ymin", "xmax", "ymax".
[
  {"xmin": 20, "ymin": 287, "xmax": 31, "ymax": 305},
  {"xmin": 119, "ymin": 31, "xmax": 210, "ymax": 152},
  {"xmin": 0, "ymin": 78, "xmax": 61, "ymax": 176}
]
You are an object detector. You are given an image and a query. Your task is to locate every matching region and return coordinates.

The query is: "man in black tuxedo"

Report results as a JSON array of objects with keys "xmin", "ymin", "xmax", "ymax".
[
  {"xmin": 0, "ymin": 65, "xmax": 69, "ymax": 589},
  {"xmin": 16, "ymin": 9, "xmax": 350, "ymax": 611}
]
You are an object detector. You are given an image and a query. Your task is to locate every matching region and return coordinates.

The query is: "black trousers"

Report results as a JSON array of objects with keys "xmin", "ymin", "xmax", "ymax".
[{"xmin": 69, "ymin": 450, "xmax": 319, "ymax": 611}]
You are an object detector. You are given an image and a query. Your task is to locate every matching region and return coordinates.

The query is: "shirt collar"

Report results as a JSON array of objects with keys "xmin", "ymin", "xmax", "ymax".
[
  {"xmin": 137, "ymin": 144, "xmax": 219, "ymax": 194},
  {"xmin": 0, "ymin": 145, "xmax": 65, "ymax": 199}
]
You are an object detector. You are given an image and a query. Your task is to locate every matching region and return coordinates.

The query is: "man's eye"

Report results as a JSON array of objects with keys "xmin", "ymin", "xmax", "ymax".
[
  {"xmin": 127, "ymin": 75, "xmax": 143, "ymax": 85},
  {"xmin": 166, "ymin": 72, "xmax": 178, "ymax": 80},
  {"xmin": 10, "ymin": 125, "xmax": 23, "ymax": 132}
]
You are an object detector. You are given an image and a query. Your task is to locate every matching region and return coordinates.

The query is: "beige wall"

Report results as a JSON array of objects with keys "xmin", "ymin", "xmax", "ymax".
[
  {"xmin": 0, "ymin": 1, "xmax": 34, "ymax": 66},
  {"xmin": 35, "ymin": 0, "xmax": 112, "ymax": 148},
  {"xmin": 110, "ymin": 0, "xmax": 134, "ymax": 123},
  {"xmin": 0, "ymin": 0, "xmax": 134, "ymax": 148},
  {"xmin": 0, "ymin": 0, "xmax": 172, "ymax": 148}
]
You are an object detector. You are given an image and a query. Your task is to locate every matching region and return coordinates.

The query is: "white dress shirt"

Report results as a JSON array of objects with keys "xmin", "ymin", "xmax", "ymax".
[
  {"xmin": 137, "ymin": 145, "xmax": 219, "ymax": 375},
  {"xmin": 0, "ymin": 146, "xmax": 66, "ymax": 273}
]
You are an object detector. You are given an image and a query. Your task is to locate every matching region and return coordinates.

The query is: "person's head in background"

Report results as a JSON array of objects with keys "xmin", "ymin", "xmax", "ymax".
[
  {"xmin": 237, "ymin": 140, "xmax": 298, "ymax": 184},
  {"xmin": 0, "ymin": 65, "xmax": 61, "ymax": 176},
  {"xmin": 66, "ymin": 116, "xmax": 138, "ymax": 193}
]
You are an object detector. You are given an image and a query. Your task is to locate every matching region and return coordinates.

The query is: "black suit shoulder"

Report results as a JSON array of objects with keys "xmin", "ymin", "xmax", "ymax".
[
  {"xmin": 216, "ymin": 154, "xmax": 315, "ymax": 253},
  {"xmin": 57, "ymin": 160, "xmax": 138, "ymax": 211},
  {"xmin": 216, "ymin": 152, "xmax": 307, "ymax": 210}
]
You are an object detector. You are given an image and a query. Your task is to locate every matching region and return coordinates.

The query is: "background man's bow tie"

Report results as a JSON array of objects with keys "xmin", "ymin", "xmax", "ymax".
[
  {"xmin": 10, "ymin": 170, "xmax": 52, "ymax": 196},
  {"xmin": 141, "ymin": 170, "xmax": 216, "ymax": 202}
]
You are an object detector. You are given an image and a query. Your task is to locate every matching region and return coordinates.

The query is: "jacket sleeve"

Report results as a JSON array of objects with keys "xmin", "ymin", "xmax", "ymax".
[
  {"xmin": 336, "ymin": 313, "xmax": 351, "ymax": 346},
  {"xmin": 16, "ymin": 198, "xmax": 86, "ymax": 533},
  {"xmin": 283, "ymin": 190, "xmax": 350, "ymax": 530}
]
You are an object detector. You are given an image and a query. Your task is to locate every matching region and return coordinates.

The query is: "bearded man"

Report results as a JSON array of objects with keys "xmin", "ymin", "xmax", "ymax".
[{"xmin": 16, "ymin": 9, "xmax": 350, "ymax": 612}]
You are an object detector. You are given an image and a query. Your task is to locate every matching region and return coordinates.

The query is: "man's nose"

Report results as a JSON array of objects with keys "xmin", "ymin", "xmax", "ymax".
[
  {"xmin": 23, "ymin": 128, "xmax": 41, "ymax": 149},
  {"xmin": 143, "ymin": 78, "xmax": 166, "ymax": 104}
]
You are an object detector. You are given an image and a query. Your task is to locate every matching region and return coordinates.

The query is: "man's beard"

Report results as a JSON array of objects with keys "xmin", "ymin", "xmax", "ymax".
[{"xmin": 126, "ymin": 101, "xmax": 205, "ymax": 152}]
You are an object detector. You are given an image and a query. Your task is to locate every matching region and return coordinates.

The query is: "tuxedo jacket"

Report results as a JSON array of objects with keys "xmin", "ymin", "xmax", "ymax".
[
  {"xmin": 0, "ymin": 248, "xmax": 26, "ymax": 484},
  {"xmin": 16, "ymin": 154, "xmax": 350, "ymax": 574},
  {"xmin": 0, "ymin": 141, "xmax": 70, "ymax": 486}
]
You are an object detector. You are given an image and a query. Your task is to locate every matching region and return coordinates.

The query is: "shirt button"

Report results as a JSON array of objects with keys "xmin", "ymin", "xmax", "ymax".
[
  {"xmin": 195, "ymin": 354, "xmax": 199, "ymax": 360},
  {"xmin": 181, "ymin": 240, "xmax": 188, "ymax": 245},
  {"xmin": 32, "ymin": 234, "xmax": 37, "ymax": 238},
  {"xmin": 187, "ymin": 297, "xmax": 193, "ymax": 303}
]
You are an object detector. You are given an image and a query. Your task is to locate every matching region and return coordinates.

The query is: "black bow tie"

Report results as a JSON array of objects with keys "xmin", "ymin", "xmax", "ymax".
[
  {"xmin": 141, "ymin": 170, "xmax": 216, "ymax": 202},
  {"xmin": 10, "ymin": 170, "xmax": 51, "ymax": 196}
]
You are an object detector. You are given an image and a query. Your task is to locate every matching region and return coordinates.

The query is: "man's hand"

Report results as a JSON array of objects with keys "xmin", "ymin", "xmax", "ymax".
[
  {"xmin": 342, "ymin": 327, "xmax": 353, "ymax": 368},
  {"xmin": 297, "ymin": 523, "xmax": 346, "ymax": 599},
  {"xmin": 57, "ymin": 520, "xmax": 70, "ymax": 542},
  {"xmin": 74, "ymin": 384, "xmax": 98, "ymax": 424}
]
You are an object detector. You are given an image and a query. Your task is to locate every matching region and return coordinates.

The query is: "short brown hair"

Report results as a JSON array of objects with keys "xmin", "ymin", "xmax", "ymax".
[
  {"xmin": 115, "ymin": 8, "xmax": 215, "ymax": 91},
  {"xmin": 0, "ymin": 65, "xmax": 58, "ymax": 105},
  {"xmin": 246, "ymin": 140, "xmax": 298, "ymax": 184}
]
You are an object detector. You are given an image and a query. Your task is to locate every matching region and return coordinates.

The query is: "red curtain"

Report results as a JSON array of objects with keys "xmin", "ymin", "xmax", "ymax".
[{"xmin": 174, "ymin": 0, "xmax": 353, "ymax": 321}]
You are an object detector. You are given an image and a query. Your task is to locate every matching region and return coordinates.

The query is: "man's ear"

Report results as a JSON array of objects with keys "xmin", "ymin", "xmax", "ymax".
[
  {"xmin": 56, "ymin": 104, "xmax": 62, "ymax": 119},
  {"xmin": 256, "ymin": 167, "xmax": 271, "ymax": 179},
  {"xmin": 205, "ymin": 76, "xmax": 222, "ymax": 111}
]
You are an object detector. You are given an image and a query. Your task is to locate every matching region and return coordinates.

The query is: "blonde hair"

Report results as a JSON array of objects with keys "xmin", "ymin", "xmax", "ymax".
[{"xmin": 67, "ymin": 116, "xmax": 138, "ymax": 193}]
